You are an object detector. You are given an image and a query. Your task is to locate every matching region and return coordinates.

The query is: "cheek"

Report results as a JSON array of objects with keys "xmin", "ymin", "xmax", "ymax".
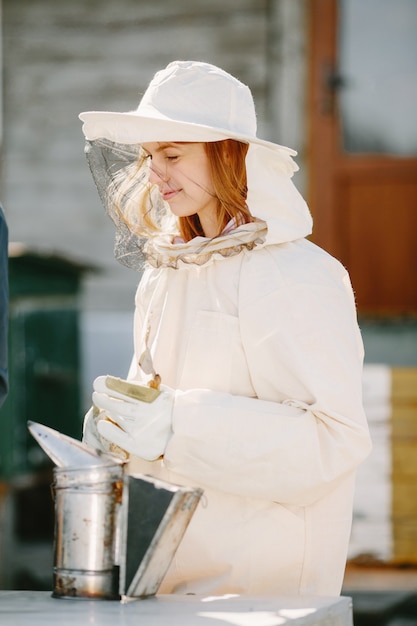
[{"xmin": 195, "ymin": 164, "xmax": 215, "ymax": 197}]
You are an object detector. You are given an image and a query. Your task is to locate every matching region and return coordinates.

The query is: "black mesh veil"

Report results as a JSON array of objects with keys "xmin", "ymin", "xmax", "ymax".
[
  {"xmin": 84, "ymin": 138, "xmax": 276, "ymax": 271},
  {"xmin": 84, "ymin": 138, "xmax": 176, "ymax": 271}
]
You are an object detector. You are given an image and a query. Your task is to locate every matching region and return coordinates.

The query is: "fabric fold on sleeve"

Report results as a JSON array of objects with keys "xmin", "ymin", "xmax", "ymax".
[
  {"xmin": 164, "ymin": 387, "xmax": 370, "ymax": 505},
  {"xmin": 164, "ymin": 247, "xmax": 372, "ymax": 505}
]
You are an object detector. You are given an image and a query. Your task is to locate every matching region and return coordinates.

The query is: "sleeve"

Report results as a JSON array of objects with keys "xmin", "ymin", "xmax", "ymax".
[
  {"xmin": 164, "ymin": 248, "xmax": 372, "ymax": 506},
  {"xmin": 0, "ymin": 206, "xmax": 8, "ymax": 407}
]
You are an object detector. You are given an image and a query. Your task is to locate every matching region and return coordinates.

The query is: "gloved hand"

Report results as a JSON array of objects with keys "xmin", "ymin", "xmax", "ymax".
[
  {"xmin": 92, "ymin": 375, "xmax": 175, "ymax": 461},
  {"xmin": 83, "ymin": 404, "xmax": 129, "ymax": 460}
]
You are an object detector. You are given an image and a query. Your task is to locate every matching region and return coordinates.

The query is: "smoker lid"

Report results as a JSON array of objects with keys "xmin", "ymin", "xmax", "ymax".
[{"xmin": 27, "ymin": 421, "xmax": 124, "ymax": 468}]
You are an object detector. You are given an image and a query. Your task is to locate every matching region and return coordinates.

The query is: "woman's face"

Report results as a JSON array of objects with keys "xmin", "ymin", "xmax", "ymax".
[{"xmin": 142, "ymin": 142, "xmax": 219, "ymax": 237}]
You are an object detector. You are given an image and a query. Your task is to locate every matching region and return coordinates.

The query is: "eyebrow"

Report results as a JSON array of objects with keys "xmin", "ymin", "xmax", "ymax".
[{"xmin": 142, "ymin": 142, "xmax": 188, "ymax": 156}]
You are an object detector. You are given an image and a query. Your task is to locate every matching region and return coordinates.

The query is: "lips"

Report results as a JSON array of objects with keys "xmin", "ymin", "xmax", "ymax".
[{"xmin": 162, "ymin": 189, "xmax": 180, "ymax": 202}]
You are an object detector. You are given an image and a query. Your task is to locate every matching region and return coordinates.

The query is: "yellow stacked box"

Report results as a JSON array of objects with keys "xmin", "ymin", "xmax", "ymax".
[{"xmin": 391, "ymin": 368, "xmax": 417, "ymax": 563}]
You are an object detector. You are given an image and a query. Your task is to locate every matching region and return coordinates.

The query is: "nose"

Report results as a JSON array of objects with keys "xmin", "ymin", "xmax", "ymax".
[{"xmin": 148, "ymin": 163, "xmax": 169, "ymax": 185}]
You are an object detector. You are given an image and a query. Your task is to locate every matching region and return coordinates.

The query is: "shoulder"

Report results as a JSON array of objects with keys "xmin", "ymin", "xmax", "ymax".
[
  {"xmin": 134, "ymin": 265, "xmax": 171, "ymax": 309},
  {"xmin": 0, "ymin": 206, "xmax": 7, "ymax": 240},
  {"xmin": 0, "ymin": 207, "xmax": 8, "ymax": 270},
  {"xmin": 240, "ymin": 238, "xmax": 355, "ymax": 309},
  {"xmin": 244, "ymin": 237, "xmax": 348, "ymax": 282}
]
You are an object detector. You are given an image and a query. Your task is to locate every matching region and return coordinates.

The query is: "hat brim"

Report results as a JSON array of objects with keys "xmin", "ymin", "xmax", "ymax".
[{"xmin": 79, "ymin": 110, "xmax": 297, "ymax": 159}]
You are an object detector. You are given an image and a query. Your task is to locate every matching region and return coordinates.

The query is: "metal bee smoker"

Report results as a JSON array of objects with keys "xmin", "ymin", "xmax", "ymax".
[{"xmin": 28, "ymin": 421, "xmax": 203, "ymax": 602}]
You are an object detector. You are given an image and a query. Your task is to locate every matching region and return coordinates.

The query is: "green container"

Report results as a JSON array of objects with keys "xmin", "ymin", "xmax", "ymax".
[{"xmin": 0, "ymin": 246, "xmax": 88, "ymax": 478}]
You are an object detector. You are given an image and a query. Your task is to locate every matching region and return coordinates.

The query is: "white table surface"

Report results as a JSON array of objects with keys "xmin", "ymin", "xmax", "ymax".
[{"xmin": 0, "ymin": 591, "xmax": 353, "ymax": 625}]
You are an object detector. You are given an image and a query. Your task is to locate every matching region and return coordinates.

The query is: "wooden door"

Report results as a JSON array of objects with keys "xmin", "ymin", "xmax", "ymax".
[{"xmin": 308, "ymin": 0, "xmax": 417, "ymax": 315}]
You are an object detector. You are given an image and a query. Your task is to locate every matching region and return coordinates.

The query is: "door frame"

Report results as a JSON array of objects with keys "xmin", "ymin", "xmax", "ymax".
[{"xmin": 307, "ymin": 0, "xmax": 417, "ymax": 314}]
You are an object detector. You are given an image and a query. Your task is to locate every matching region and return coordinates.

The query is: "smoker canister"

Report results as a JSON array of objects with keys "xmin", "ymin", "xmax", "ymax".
[{"xmin": 52, "ymin": 463, "xmax": 123, "ymax": 599}]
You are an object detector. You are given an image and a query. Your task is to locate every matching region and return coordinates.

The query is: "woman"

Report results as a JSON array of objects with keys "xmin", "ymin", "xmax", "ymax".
[{"xmin": 79, "ymin": 60, "xmax": 372, "ymax": 596}]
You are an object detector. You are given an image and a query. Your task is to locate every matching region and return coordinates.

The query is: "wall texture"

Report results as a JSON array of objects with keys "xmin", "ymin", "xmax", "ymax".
[{"xmin": 2, "ymin": 0, "xmax": 308, "ymax": 312}]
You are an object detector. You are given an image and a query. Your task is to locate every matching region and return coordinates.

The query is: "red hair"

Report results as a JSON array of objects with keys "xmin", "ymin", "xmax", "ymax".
[
  {"xmin": 112, "ymin": 139, "xmax": 252, "ymax": 242},
  {"xmin": 179, "ymin": 140, "xmax": 252, "ymax": 241}
]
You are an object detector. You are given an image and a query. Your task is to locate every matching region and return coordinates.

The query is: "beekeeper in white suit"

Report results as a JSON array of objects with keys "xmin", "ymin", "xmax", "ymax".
[{"xmin": 80, "ymin": 60, "xmax": 372, "ymax": 597}]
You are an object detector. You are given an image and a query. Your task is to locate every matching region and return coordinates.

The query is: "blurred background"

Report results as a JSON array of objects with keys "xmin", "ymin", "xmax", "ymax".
[{"xmin": 0, "ymin": 0, "xmax": 416, "ymax": 597}]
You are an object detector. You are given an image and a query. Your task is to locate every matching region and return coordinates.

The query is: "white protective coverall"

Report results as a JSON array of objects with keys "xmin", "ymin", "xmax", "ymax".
[{"xmin": 126, "ymin": 169, "xmax": 372, "ymax": 597}]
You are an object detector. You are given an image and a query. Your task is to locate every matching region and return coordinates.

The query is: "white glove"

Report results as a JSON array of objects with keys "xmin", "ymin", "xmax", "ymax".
[
  {"xmin": 82, "ymin": 405, "xmax": 129, "ymax": 460},
  {"xmin": 92, "ymin": 375, "xmax": 175, "ymax": 461}
]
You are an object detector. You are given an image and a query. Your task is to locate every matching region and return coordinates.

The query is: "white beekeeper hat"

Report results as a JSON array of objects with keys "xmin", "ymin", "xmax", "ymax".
[
  {"xmin": 79, "ymin": 61, "xmax": 312, "ymax": 268},
  {"xmin": 80, "ymin": 60, "xmax": 294, "ymax": 164}
]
